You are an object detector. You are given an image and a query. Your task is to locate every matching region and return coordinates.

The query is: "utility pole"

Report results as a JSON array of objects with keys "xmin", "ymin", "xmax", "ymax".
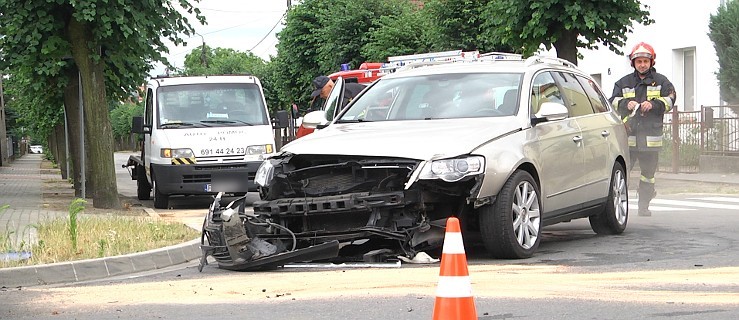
[{"xmin": 195, "ymin": 32, "xmax": 207, "ymax": 68}]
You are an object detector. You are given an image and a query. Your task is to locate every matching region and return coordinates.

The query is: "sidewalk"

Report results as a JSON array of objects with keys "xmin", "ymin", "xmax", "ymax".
[
  {"xmin": 656, "ymin": 171, "xmax": 739, "ymax": 185},
  {"xmin": 0, "ymin": 154, "xmax": 201, "ymax": 288}
]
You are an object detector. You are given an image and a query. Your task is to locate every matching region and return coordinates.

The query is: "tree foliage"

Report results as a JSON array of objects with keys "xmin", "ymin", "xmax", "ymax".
[
  {"xmin": 709, "ymin": 0, "xmax": 739, "ymax": 107},
  {"xmin": 423, "ymin": 0, "xmax": 511, "ymax": 53},
  {"xmin": 271, "ymin": 0, "xmax": 410, "ymax": 111},
  {"xmin": 360, "ymin": 6, "xmax": 438, "ymax": 61},
  {"xmin": 2, "ymin": 69, "xmax": 64, "ymax": 143},
  {"xmin": 110, "ymin": 101, "xmax": 144, "ymax": 140},
  {"xmin": 0, "ymin": 0, "xmax": 205, "ymax": 208},
  {"xmin": 182, "ymin": 46, "xmax": 266, "ymax": 76},
  {"xmin": 480, "ymin": 0, "xmax": 652, "ymax": 64}
]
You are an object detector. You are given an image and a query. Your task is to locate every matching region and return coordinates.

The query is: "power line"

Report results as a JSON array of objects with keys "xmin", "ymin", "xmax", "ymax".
[{"xmin": 249, "ymin": 11, "xmax": 287, "ymax": 52}]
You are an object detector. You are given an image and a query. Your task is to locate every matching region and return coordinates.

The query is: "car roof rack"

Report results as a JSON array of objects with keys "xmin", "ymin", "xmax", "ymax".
[
  {"xmin": 524, "ymin": 55, "xmax": 578, "ymax": 69},
  {"xmin": 381, "ymin": 50, "xmax": 526, "ymax": 75},
  {"xmin": 477, "ymin": 52, "xmax": 523, "ymax": 61}
]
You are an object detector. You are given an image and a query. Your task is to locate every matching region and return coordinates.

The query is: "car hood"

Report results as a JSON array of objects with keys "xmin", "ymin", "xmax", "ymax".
[{"xmin": 281, "ymin": 118, "xmax": 523, "ymax": 160}]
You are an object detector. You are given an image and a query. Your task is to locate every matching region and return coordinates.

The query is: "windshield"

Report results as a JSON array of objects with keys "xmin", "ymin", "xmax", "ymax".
[
  {"xmin": 156, "ymin": 83, "xmax": 268, "ymax": 128},
  {"xmin": 337, "ymin": 73, "xmax": 523, "ymax": 122}
]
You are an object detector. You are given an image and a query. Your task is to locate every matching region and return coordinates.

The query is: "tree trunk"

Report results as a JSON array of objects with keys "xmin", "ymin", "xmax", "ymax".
[
  {"xmin": 64, "ymin": 67, "xmax": 84, "ymax": 197},
  {"xmin": 47, "ymin": 132, "xmax": 57, "ymax": 163},
  {"xmin": 553, "ymin": 30, "xmax": 579, "ymax": 66},
  {"xmin": 54, "ymin": 124, "xmax": 68, "ymax": 180},
  {"xmin": 67, "ymin": 18, "xmax": 120, "ymax": 209}
]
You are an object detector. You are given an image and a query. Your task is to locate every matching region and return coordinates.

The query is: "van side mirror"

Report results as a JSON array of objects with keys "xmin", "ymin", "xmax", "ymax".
[
  {"xmin": 273, "ymin": 110, "xmax": 289, "ymax": 129},
  {"xmin": 131, "ymin": 116, "xmax": 150, "ymax": 134}
]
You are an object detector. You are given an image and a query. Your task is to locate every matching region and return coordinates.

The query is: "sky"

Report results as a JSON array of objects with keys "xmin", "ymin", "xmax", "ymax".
[{"xmin": 151, "ymin": 0, "xmax": 289, "ymax": 76}]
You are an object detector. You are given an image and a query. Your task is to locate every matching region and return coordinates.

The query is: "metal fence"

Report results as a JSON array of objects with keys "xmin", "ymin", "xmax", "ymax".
[{"xmin": 660, "ymin": 105, "xmax": 739, "ymax": 173}]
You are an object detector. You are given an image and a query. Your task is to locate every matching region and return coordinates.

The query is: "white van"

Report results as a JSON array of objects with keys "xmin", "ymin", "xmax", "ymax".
[{"xmin": 126, "ymin": 75, "xmax": 279, "ymax": 209}]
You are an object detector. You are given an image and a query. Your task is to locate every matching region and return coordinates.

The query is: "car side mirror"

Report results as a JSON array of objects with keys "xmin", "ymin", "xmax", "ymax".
[
  {"xmin": 302, "ymin": 110, "xmax": 329, "ymax": 129},
  {"xmin": 532, "ymin": 102, "xmax": 569, "ymax": 125}
]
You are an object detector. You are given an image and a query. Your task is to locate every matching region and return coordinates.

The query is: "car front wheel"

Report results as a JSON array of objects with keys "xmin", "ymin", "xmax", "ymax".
[
  {"xmin": 479, "ymin": 170, "xmax": 542, "ymax": 259},
  {"xmin": 589, "ymin": 162, "xmax": 628, "ymax": 234}
]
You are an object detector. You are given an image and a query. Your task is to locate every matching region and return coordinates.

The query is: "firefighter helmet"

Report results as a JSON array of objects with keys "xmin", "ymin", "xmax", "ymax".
[{"xmin": 629, "ymin": 42, "xmax": 656, "ymax": 67}]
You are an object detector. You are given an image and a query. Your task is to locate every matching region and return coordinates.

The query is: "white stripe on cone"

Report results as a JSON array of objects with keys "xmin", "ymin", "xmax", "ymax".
[
  {"xmin": 441, "ymin": 232, "xmax": 465, "ymax": 254},
  {"xmin": 435, "ymin": 276, "xmax": 473, "ymax": 298}
]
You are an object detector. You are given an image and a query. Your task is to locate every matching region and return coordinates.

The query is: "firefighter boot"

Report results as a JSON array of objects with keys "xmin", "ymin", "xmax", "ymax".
[{"xmin": 637, "ymin": 181, "xmax": 656, "ymax": 216}]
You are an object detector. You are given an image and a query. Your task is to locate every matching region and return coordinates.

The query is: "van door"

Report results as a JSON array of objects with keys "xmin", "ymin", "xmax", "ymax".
[{"xmin": 143, "ymin": 87, "xmax": 154, "ymax": 181}]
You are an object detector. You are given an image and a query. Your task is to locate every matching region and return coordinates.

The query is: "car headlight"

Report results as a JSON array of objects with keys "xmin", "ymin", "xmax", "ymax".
[
  {"xmin": 246, "ymin": 144, "xmax": 274, "ymax": 155},
  {"xmin": 418, "ymin": 156, "xmax": 484, "ymax": 182},
  {"xmin": 254, "ymin": 160, "xmax": 275, "ymax": 187},
  {"xmin": 160, "ymin": 148, "xmax": 194, "ymax": 158}
]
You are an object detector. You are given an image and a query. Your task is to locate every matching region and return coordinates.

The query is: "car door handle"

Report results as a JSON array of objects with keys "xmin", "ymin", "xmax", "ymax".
[
  {"xmin": 572, "ymin": 136, "xmax": 583, "ymax": 143},
  {"xmin": 601, "ymin": 130, "xmax": 610, "ymax": 137}
]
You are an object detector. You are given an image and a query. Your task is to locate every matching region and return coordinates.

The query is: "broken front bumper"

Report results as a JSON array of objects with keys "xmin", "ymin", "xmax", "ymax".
[{"xmin": 199, "ymin": 190, "xmax": 445, "ymax": 271}]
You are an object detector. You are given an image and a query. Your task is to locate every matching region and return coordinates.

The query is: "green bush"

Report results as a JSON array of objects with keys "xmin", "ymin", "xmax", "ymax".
[{"xmin": 110, "ymin": 102, "xmax": 144, "ymax": 140}]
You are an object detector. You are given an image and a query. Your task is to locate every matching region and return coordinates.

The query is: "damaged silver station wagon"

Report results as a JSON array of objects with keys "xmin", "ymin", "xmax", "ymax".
[{"xmin": 200, "ymin": 54, "xmax": 631, "ymax": 271}]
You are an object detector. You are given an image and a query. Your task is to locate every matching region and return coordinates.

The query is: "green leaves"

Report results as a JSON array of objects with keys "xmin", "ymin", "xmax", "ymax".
[
  {"xmin": 709, "ymin": 0, "xmax": 739, "ymax": 107},
  {"xmin": 481, "ymin": 0, "xmax": 651, "ymax": 63}
]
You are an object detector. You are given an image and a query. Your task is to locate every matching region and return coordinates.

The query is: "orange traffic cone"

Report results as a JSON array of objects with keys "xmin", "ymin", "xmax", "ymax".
[{"xmin": 432, "ymin": 217, "xmax": 477, "ymax": 320}]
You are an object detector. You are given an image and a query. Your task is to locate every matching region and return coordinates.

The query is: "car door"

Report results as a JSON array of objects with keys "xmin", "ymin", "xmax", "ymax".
[
  {"xmin": 553, "ymin": 71, "xmax": 612, "ymax": 204},
  {"xmin": 324, "ymin": 77, "xmax": 345, "ymax": 122},
  {"xmin": 529, "ymin": 71, "xmax": 585, "ymax": 213},
  {"xmin": 574, "ymin": 74, "xmax": 617, "ymax": 200}
]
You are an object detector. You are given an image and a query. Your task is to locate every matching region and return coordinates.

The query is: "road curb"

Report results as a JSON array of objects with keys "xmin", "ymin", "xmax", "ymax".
[{"xmin": 0, "ymin": 238, "xmax": 202, "ymax": 288}]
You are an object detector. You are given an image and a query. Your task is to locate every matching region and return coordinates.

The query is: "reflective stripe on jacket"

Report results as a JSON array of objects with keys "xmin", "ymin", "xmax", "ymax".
[{"xmin": 609, "ymin": 68, "xmax": 676, "ymax": 152}]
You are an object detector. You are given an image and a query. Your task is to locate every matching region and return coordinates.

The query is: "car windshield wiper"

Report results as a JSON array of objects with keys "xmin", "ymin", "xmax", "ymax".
[
  {"xmin": 200, "ymin": 120, "xmax": 254, "ymax": 126},
  {"xmin": 160, "ymin": 122, "xmax": 197, "ymax": 128},
  {"xmin": 200, "ymin": 120, "xmax": 236, "ymax": 124},
  {"xmin": 335, "ymin": 118, "xmax": 373, "ymax": 124},
  {"xmin": 227, "ymin": 120, "xmax": 254, "ymax": 126}
]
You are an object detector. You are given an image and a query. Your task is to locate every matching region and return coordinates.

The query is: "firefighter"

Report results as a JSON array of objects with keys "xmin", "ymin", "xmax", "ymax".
[
  {"xmin": 610, "ymin": 42, "xmax": 676, "ymax": 216},
  {"xmin": 310, "ymin": 75, "xmax": 365, "ymax": 110}
]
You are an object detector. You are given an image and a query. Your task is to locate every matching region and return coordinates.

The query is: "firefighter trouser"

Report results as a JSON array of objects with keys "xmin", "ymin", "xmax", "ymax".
[{"xmin": 630, "ymin": 151, "xmax": 658, "ymax": 210}]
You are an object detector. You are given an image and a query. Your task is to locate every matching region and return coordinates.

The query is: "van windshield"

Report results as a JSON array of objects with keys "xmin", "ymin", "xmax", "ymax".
[
  {"xmin": 156, "ymin": 83, "xmax": 268, "ymax": 128},
  {"xmin": 337, "ymin": 73, "xmax": 523, "ymax": 122}
]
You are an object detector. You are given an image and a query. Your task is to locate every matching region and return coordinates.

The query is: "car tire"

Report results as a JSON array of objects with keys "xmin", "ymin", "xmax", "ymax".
[
  {"xmin": 479, "ymin": 170, "xmax": 542, "ymax": 259},
  {"xmin": 152, "ymin": 177, "xmax": 169, "ymax": 209},
  {"xmin": 136, "ymin": 165, "xmax": 151, "ymax": 200},
  {"xmin": 589, "ymin": 162, "xmax": 628, "ymax": 235}
]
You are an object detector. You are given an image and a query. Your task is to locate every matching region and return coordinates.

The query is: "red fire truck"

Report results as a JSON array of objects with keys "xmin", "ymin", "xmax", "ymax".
[{"xmin": 328, "ymin": 62, "xmax": 385, "ymax": 84}]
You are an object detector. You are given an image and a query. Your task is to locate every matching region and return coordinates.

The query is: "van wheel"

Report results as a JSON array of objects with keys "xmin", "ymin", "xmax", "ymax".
[
  {"xmin": 589, "ymin": 162, "xmax": 628, "ymax": 234},
  {"xmin": 479, "ymin": 170, "xmax": 541, "ymax": 259},
  {"xmin": 136, "ymin": 166, "xmax": 151, "ymax": 200},
  {"xmin": 152, "ymin": 179, "xmax": 169, "ymax": 209}
]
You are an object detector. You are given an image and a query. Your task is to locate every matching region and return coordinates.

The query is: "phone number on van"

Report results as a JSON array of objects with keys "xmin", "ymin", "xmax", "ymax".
[{"xmin": 200, "ymin": 147, "xmax": 245, "ymax": 156}]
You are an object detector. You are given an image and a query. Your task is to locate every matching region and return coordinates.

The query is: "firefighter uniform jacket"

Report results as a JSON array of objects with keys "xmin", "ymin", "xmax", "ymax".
[{"xmin": 610, "ymin": 68, "xmax": 675, "ymax": 152}]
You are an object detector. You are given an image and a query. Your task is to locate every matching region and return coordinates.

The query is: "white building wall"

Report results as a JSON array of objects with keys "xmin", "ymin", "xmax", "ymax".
[{"xmin": 575, "ymin": 0, "xmax": 723, "ymax": 111}]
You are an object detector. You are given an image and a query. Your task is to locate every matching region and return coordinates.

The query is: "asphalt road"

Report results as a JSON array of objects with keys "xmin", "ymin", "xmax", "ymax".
[
  {"xmin": 2, "ymin": 205, "xmax": 739, "ymax": 319},
  {"xmin": 12, "ymin": 152, "xmax": 725, "ymax": 319}
]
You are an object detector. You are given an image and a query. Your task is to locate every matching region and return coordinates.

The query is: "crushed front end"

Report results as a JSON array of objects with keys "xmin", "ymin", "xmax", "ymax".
[{"xmin": 200, "ymin": 153, "xmax": 484, "ymax": 271}]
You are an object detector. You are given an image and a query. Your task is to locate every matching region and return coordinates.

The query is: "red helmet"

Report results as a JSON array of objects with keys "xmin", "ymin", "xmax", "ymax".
[{"xmin": 629, "ymin": 42, "xmax": 656, "ymax": 67}]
